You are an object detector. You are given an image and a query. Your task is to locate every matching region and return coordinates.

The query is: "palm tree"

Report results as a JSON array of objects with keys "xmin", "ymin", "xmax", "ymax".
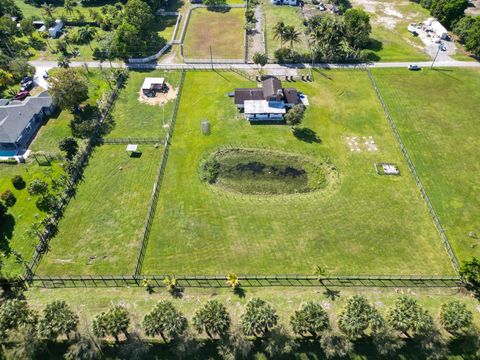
[
  {"xmin": 193, "ymin": 300, "xmax": 231, "ymax": 339},
  {"xmin": 163, "ymin": 275, "xmax": 178, "ymax": 295},
  {"xmin": 273, "ymin": 21, "xmax": 287, "ymax": 48},
  {"xmin": 77, "ymin": 26, "xmax": 97, "ymax": 50},
  {"xmin": 63, "ymin": 0, "xmax": 74, "ymax": 16},
  {"xmin": 226, "ymin": 273, "xmax": 240, "ymax": 289},
  {"xmin": 283, "ymin": 25, "xmax": 300, "ymax": 51},
  {"xmin": 41, "ymin": 3, "xmax": 55, "ymax": 19},
  {"xmin": 57, "ymin": 54, "xmax": 71, "ymax": 68}
]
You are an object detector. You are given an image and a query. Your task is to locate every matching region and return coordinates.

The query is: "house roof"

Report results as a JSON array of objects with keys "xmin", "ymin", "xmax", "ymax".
[
  {"xmin": 234, "ymin": 88, "xmax": 264, "ymax": 104},
  {"xmin": 262, "ymin": 77, "xmax": 282, "ymax": 98},
  {"xmin": 283, "ymin": 88, "xmax": 299, "ymax": 104},
  {"xmin": 142, "ymin": 77, "xmax": 165, "ymax": 90},
  {"xmin": 244, "ymin": 100, "xmax": 286, "ymax": 115},
  {"xmin": 0, "ymin": 91, "xmax": 52, "ymax": 143}
]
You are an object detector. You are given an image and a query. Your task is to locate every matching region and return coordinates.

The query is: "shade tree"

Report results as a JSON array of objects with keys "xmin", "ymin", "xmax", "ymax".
[
  {"xmin": 92, "ymin": 305, "xmax": 130, "ymax": 343},
  {"xmin": 387, "ymin": 296, "xmax": 434, "ymax": 337},
  {"xmin": 440, "ymin": 300, "xmax": 473, "ymax": 335},
  {"xmin": 38, "ymin": 300, "xmax": 78, "ymax": 340},
  {"xmin": 290, "ymin": 301, "xmax": 330, "ymax": 338},
  {"xmin": 338, "ymin": 295, "xmax": 383, "ymax": 339}
]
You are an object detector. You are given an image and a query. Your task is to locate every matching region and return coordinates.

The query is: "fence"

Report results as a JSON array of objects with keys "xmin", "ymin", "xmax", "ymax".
[
  {"xmin": 366, "ymin": 68, "xmax": 459, "ymax": 273},
  {"xmin": 133, "ymin": 70, "xmax": 186, "ymax": 277},
  {"xmin": 25, "ymin": 81, "xmax": 122, "ymax": 279},
  {"xmin": 30, "ymin": 274, "xmax": 462, "ymax": 288},
  {"xmin": 102, "ymin": 138, "xmax": 163, "ymax": 144},
  {"xmin": 128, "ymin": 12, "xmax": 182, "ymax": 63}
]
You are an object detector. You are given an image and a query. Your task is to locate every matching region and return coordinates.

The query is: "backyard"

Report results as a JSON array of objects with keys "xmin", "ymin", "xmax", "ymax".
[
  {"xmin": 36, "ymin": 144, "xmax": 162, "ymax": 275},
  {"xmin": 182, "ymin": 7, "xmax": 245, "ymax": 60},
  {"xmin": 141, "ymin": 70, "xmax": 453, "ymax": 276},
  {"xmin": 107, "ymin": 70, "xmax": 182, "ymax": 139},
  {"xmin": 372, "ymin": 67, "xmax": 480, "ymax": 264}
]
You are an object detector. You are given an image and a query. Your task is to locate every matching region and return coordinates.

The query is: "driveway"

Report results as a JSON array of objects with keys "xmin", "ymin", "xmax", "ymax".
[{"xmin": 34, "ymin": 66, "xmax": 53, "ymax": 90}]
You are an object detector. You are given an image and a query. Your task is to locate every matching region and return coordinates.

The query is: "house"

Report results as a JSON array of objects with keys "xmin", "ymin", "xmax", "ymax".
[
  {"xmin": 272, "ymin": 0, "xmax": 299, "ymax": 6},
  {"xmin": 234, "ymin": 77, "xmax": 303, "ymax": 121},
  {"xmin": 141, "ymin": 77, "xmax": 167, "ymax": 95},
  {"xmin": 48, "ymin": 19, "xmax": 64, "ymax": 38},
  {"xmin": 0, "ymin": 91, "xmax": 54, "ymax": 156}
]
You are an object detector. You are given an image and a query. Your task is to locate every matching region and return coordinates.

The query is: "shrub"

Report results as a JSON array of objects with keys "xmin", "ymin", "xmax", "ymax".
[
  {"xmin": 1, "ymin": 190, "xmax": 16, "ymax": 207},
  {"xmin": 200, "ymin": 158, "xmax": 220, "ymax": 184},
  {"xmin": 11, "ymin": 175, "xmax": 26, "ymax": 190},
  {"xmin": 285, "ymin": 104, "xmax": 305, "ymax": 126},
  {"xmin": 0, "ymin": 201, "xmax": 7, "ymax": 218},
  {"xmin": 440, "ymin": 301, "xmax": 472, "ymax": 335}
]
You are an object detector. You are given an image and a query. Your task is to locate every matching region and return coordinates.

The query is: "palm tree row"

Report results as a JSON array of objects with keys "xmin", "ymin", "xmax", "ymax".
[{"xmin": 0, "ymin": 295, "xmax": 476, "ymax": 358}]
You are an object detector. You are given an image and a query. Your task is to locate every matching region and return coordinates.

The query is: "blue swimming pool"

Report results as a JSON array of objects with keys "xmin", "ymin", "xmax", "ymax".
[{"xmin": 0, "ymin": 150, "xmax": 18, "ymax": 157}]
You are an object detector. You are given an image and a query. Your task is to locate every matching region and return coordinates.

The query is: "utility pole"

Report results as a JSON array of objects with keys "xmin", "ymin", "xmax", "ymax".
[
  {"xmin": 431, "ymin": 43, "xmax": 442, "ymax": 69},
  {"xmin": 210, "ymin": 45, "xmax": 213, "ymax": 70}
]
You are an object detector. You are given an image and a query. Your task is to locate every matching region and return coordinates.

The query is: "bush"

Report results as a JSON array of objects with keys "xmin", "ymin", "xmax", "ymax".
[
  {"xmin": 11, "ymin": 175, "xmax": 26, "ymax": 190},
  {"xmin": 1, "ymin": 190, "xmax": 16, "ymax": 207},
  {"xmin": 201, "ymin": 158, "xmax": 220, "ymax": 184},
  {"xmin": 0, "ymin": 201, "xmax": 7, "ymax": 218}
]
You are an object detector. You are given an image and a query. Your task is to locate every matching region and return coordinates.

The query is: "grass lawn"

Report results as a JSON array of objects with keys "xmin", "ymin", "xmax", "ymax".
[
  {"xmin": 371, "ymin": 68, "xmax": 480, "ymax": 265},
  {"xmin": 141, "ymin": 70, "xmax": 453, "ymax": 276},
  {"xmin": 0, "ymin": 162, "xmax": 64, "ymax": 277},
  {"xmin": 183, "ymin": 8, "xmax": 245, "ymax": 60},
  {"xmin": 14, "ymin": 0, "xmax": 117, "ymax": 22},
  {"xmin": 107, "ymin": 70, "xmax": 182, "ymax": 139},
  {"xmin": 36, "ymin": 145, "xmax": 162, "ymax": 275},
  {"xmin": 262, "ymin": 0, "xmax": 310, "ymax": 59}
]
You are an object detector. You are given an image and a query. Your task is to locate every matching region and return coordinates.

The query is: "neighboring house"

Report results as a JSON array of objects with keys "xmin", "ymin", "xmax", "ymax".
[
  {"xmin": 141, "ymin": 77, "xmax": 166, "ymax": 95},
  {"xmin": 272, "ymin": 0, "xmax": 299, "ymax": 6},
  {"xmin": 48, "ymin": 19, "xmax": 64, "ymax": 39},
  {"xmin": 0, "ymin": 91, "xmax": 54, "ymax": 155},
  {"xmin": 234, "ymin": 77, "xmax": 303, "ymax": 121}
]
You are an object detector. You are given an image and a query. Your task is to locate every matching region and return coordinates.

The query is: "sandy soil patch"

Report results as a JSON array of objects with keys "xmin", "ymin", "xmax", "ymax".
[{"xmin": 138, "ymin": 82, "xmax": 178, "ymax": 106}]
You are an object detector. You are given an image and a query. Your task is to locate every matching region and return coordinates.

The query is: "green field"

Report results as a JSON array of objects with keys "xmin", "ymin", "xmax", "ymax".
[
  {"xmin": 262, "ymin": 0, "xmax": 310, "ymax": 59},
  {"xmin": 141, "ymin": 70, "xmax": 453, "ymax": 276},
  {"xmin": 108, "ymin": 70, "xmax": 182, "ymax": 139},
  {"xmin": 36, "ymin": 145, "xmax": 162, "ymax": 275},
  {"xmin": 372, "ymin": 68, "xmax": 480, "ymax": 264},
  {"xmin": 183, "ymin": 8, "xmax": 245, "ymax": 60}
]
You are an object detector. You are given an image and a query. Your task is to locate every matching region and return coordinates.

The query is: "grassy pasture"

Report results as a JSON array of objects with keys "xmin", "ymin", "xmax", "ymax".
[
  {"xmin": 182, "ymin": 8, "xmax": 245, "ymax": 60},
  {"xmin": 107, "ymin": 70, "xmax": 182, "ymax": 139},
  {"xmin": 372, "ymin": 68, "xmax": 480, "ymax": 264},
  {"xmin": 142, "ymin": 70, "xmax": 453, "ymax": 276},
  {"xmin": 36, "ymin": 145, "xmax": 162, "ymax": 275}
]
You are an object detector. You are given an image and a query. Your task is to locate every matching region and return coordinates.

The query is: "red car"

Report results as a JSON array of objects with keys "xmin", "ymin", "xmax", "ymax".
[{"xmin": 13, "ymin": 91, "xmax": 30, "ymax": 100}]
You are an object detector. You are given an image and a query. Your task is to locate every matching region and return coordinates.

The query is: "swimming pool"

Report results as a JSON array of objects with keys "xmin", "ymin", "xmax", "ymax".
[{"xmin": 0, "ymin": 150, "xmax": 18, "ymax": 157}]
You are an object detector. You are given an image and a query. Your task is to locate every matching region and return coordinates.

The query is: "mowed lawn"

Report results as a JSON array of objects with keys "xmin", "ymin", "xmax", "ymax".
[
  {"xmin": 183, "ymin": 8, "xmax": 245, "ymax": 60},
  {"xmin": 142, "ymin": 70, "xmax": 453, "ymax": 276},
  {"xmin": 107, "ymin": 70, "xmax": 182, "ymax": 139},
  {"xmin": 0, "ymin": 163, "xmax": 64, "ymax": 276},
  {"xmin": 262, "ymin": 0, "xmax": 310, "ymax": 59},
  {"xmin": 37, "ymin": 145, "xmax": 161, "ymax": 275},
  {"xmin": 372, "ymin": 68, "xmax": 480, "ymax": 263}
]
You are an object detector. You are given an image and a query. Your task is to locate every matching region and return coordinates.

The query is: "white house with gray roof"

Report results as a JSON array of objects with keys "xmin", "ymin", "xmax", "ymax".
[{"xmin": 0, "ymin": 91, "xmax": 54, "ymax": 156}]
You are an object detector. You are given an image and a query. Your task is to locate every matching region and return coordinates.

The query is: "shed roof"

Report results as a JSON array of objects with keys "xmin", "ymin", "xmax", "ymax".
[
  {"xmin": 142, "ymin": 77, "xmax": 165, "ymax": 90},
  {"xmin": 0, "ymin": 91, "xmax": 52, "ymax": 143},
  {"xmin": 283, "ymin": 88, "xmax": 299, "ymax": 104}
]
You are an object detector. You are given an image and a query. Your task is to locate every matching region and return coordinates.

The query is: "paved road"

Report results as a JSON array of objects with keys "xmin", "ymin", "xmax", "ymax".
[{"xmin": 30, "ymin": 60, "xmax": 480, "ymax": 71}]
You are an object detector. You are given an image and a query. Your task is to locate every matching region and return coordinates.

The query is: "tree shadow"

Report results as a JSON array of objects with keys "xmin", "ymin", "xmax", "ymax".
[
  {"xmin": 292, "ymin": 127, "xmax": 322, "ymax": 143},
  {"xmin": 367, "ymin": 38, "xmax": 383, "ymax": 52},
  {"xmin": 233, "ymin": 287, "xmax": 246, "ymax": 298},
  {"xmin": 0, "ymin": 214, "xmax": 15, "ymax": 256},
  {"xmin": 323, "ymin": 287, "xmax": 340, "ymax": 301}
]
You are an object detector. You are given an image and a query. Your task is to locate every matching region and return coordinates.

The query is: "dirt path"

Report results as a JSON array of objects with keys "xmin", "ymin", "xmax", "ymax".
[{"xmin": 248, "ymin": 5, "xmax": 266, "ymax": 61}]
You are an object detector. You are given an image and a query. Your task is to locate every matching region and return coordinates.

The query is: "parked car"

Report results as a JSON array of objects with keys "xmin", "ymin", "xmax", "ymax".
[
  {"xmin": 440, "ymin": 44, "xmax": 447, "ymax": 51},
  {"xmin": 13, "ymin": 91, "xmax": 30, "ymax": 100},
  {"xmin": 21, "ymin": 76, "xmax": 33, "ymax": 85},
  {"xmin": 43, "ymin": 71, "xmax": 49, "ymax": 80},
  {"xmin": 20, "ymin": 80, "xmax": 34, "ymax": 91},
  {"xmin": 408, "ymin": 64, "xmax": 421, "ymax": 71},
  {"xmin": 318, "ymin": 3, "xmax": 326, "ymax": 10}
]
